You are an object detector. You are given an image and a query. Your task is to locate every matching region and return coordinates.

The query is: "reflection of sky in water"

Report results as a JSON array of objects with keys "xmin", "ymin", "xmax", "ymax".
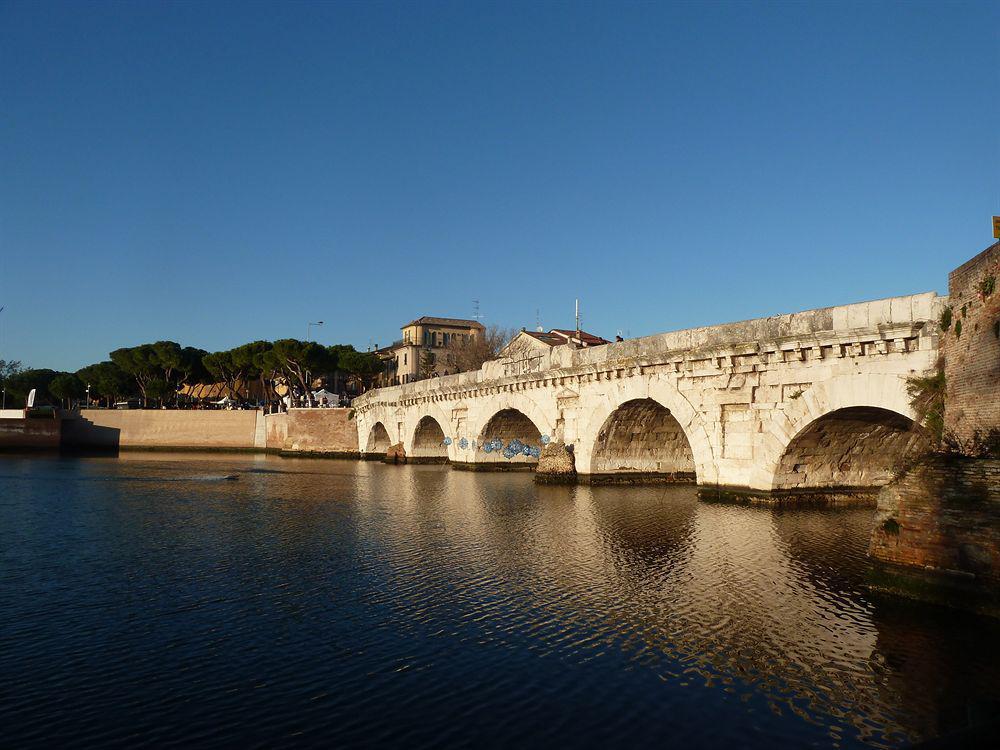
[{"xmin": 1, "ymin": 454, "xmax": 997, "ymax": 749}]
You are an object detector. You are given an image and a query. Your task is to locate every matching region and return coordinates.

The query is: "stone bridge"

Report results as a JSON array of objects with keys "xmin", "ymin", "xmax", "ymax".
[{"xmin": 353, "ymin": 292, "xmax": 943, "ymax": 496}]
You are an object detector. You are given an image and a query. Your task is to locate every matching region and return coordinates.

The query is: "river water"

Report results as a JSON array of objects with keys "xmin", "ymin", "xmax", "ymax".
[{"xmin": 1, "ymin": 454, "xmax": 998, "ymax": 748}]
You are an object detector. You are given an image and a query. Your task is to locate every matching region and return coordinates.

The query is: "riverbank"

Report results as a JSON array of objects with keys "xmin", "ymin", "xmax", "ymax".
[{"xmin": 1, "ymin": 408, "xmax": 360, "ymax": 457}]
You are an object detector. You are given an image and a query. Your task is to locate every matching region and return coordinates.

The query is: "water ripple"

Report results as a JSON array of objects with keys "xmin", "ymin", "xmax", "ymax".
[{"xmin": 1, "ymin": 454, "xmax": 998, "ymax": 748}]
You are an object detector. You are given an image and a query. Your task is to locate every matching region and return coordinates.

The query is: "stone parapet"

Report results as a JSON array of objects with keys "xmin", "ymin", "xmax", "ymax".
[{"xmin": 352, "ymin": 292, "xmax": 942, "ymax": 414}]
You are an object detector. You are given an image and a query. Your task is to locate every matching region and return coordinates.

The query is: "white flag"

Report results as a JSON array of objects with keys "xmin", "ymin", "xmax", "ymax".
[{"xmin": 27, "ymin": 388, "xmax": 36, "ymax": 408}]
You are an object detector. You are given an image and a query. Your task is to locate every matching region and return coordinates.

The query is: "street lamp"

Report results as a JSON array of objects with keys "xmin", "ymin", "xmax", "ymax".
[
  {"xmin": 307, "ymin": 320, "xmax": 324, "ymax": 341},
  {"xmin": 86, "ymin": 384, "xmax": 91, "ymax": 408}
]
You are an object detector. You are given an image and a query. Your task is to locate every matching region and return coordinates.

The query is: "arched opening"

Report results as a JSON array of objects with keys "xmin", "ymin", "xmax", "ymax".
[
  {"xmin": 774, "ymin": 407, "xmax": 927, "ymax": 491},
  {"xmin": 411, "ymin": 416, "xmax": 449, "ymax": 463},
  {"xmin": 590, "ymin": 398, "xmax": 696, "ymax": 483},
  {"xmin": 366, "ymin": 422, "xmax": 392, "ymax": 454},
  {"xmin": 477, "ymin": 408, "xmax": 543, "ymax": 467}
]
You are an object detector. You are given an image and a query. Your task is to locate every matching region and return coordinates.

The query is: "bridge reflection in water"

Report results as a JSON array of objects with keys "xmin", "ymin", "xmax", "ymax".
[
  {"xmin": 366, "ymin": 464, "xmax": 997, "ymax": 747},
  {"xmin": 2, "ymin": 454, "xmax": 996, "ymax": 748}
]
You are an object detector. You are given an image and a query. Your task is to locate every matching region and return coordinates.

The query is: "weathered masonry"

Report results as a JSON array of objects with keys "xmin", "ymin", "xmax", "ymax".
[{"xmin": 353, "ymin": 292, "xmax": 942, "ymax": 496}]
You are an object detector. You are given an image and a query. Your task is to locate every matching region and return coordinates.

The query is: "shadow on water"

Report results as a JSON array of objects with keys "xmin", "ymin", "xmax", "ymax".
[{"xmin": 59, "ymin": 415, "xmax": 122, "ymax": 456}]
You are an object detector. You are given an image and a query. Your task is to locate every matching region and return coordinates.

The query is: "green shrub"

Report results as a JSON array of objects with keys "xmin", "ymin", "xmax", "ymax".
[
  {"xmin": 906, "ymin": 362, "xmax": 945, "ymax": 441},
  {"xmin": 939, "ymin": 306, "xmax": 952, "ymax": 331},
  {"xmin": 978, "ymin": 274, "xmax": 996, "ymax": 297}
]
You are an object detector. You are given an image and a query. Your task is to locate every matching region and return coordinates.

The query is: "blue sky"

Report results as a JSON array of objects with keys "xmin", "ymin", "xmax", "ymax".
[{"xmin": 1, "ymin": 0, "xmax": 998, "ymax": 371}]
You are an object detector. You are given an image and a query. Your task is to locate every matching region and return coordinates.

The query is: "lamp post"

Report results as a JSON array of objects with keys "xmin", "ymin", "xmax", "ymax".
[
  {"xmin": 307, "ymin": 320, "xmax": 324, "ymax": 342},
  {"xmin": 86, "ymin": 384, "xmax": 91, "ymax": 409}
]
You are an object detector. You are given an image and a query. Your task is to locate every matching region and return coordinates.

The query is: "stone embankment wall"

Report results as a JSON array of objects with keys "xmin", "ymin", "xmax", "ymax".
[
  {"xmin": 62, "ymin": 410, "xmax": 261, "ymax": 450},
  {"xmin": 58, "ymin": 408, "xmax": 356, "ymax": 455},
  {"xmin": 264, "ymin": 412, "xmax": 287, "ymax": 451},
  {"xmin": 943, "ymin": 241, "xmax": 1000, "ymax": 450},
  {"xmin": 279, "ymin": 409, "xmax": 358, "ymax": 455},
  {"xmin": 0, "ymin": 417, "xmax": 61, "ymax": 451},
  {"xmin": 869, "ymin": 455, "xmax": 1000, "ymax": 613}
]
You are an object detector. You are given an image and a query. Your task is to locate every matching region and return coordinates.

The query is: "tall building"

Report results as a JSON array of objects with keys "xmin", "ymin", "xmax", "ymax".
[{"xmin": 376, "ymin": 316, "xmax": 485, "ymax": 385}]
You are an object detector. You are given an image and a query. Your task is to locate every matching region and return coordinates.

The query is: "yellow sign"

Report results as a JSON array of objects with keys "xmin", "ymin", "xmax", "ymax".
[{"xmin": 994, "ymin": 215, "xmax": 1000, "ymax": 239}]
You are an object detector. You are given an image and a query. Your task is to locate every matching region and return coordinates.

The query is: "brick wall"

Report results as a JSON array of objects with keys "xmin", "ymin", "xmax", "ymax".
[
  {"xmin": 944, "ymin": 241, "xmax": 1000, "ymax": 450},
  {"xmin": 870, "ymin": 456, "xmax": 1000, "ymax": 591}
]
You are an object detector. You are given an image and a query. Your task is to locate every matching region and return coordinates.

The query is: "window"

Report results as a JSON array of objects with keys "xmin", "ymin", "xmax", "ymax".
[{"xmin": 403, "ymin": 353, "xmax": 407, "ymax": 365}]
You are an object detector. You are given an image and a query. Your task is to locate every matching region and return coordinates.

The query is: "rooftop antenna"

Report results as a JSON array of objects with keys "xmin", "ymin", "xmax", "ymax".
[
  {"xmin": 472, "ymin": 299, "xmax": 483, "ymax": 323},
  {"xmin": 535, "ymin": 308, "xmax": 543, "ymax": 332},
  {"xmin": 575, "ymin": 299, "xmax": 581, "ymax": 344}
]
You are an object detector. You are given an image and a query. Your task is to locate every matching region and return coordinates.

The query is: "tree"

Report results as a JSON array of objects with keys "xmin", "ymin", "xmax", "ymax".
[
  {"xmin": 110, "ymin": 345, "xmax": 159, "ymax": 405},
  {"xmin": 110, "ymin": 342, "xmax": 199, "ymax": 406},
  {"xmin": 203, "ymin": 341, "xmax": 272, "ymax": 401},
  {"xmin": 202, "ymin": 349, "xmax": 238, "ymax": 397},
  {"xmin": 1, "ymin": 359, "xmax": 22, "ymax": 406},
  {"xmin": 76, "ymin": 361, "xmax": 134, "ymax": 406},
  {"xmin": 338, "ymin": 349, "xmax": 380, "ymax": 392},
  {"xmin": 418, "ymin": 348, "xmax": 436, "ymax": 379},
  {"xmin": 268, "ymin": 339, "xmax": 334, "ymax": 406},
  {"xmin": 1, "ymin": 358, "xmax": 22, "ymax": 382},
  {"xmin": 150, "ymin": 341, "xmax": 183, "ymax": 385},
  {"xmin": 49, "ymin": 373, "xmax": 85, "ymax": 408},
  {"xmin": 145, "ymin": 378, "xmax": 174, "ymax": 405},
  {"xmin": 178, "ymin": 347, "xmax": 210, "ymax": 387},
  {"xmin": 252, "ymin": 344, "xmax": 284, "ymax": 407},
  {"xmin": 452, "ymin": 325, "xmax": 519, "ymax": 373},
  {"xmin": 3, "ymin": 368, "xmax": 59, "ymax": 407}
]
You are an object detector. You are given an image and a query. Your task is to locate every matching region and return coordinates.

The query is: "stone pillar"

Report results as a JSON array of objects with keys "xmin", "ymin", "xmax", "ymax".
[
  {"xmin": 534, "ymin": 441, "xmax": 577, "ymax": 484},
  {"xmin": 383, "ymin": 442, "xmax": 406, "ymax": 464}
]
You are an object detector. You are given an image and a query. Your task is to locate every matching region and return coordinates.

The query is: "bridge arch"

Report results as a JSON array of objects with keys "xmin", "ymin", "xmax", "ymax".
[
  {"xmin": 756, "ymin": 373, "xmax": 925, "ymax": 492},
  {"xmin": 575, "ymin": 378, "xmax": 717, "ymax": 484},
  {"xmin": 589, "ymin": 398, "xmax": 697, "ymax": 481},
  {"xmin": 475, "ymin": 404, "xmax": 548, "ymax": 466},
  {"xmin": 366, "ymin": 421, "xmax": 392, "ymax": 454},
  {"xmin": 410, "ymin": 414, "xmax": 450, "ymax": 462},
  {"xmin": 773, "ymin": 406, "xmax": 925, "ymax": 491}
]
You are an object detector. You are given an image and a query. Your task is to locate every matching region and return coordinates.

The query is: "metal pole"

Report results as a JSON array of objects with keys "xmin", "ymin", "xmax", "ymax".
[{"xmin": 307, "ymin": 320, "xmax": 324, "ymax": 342}]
